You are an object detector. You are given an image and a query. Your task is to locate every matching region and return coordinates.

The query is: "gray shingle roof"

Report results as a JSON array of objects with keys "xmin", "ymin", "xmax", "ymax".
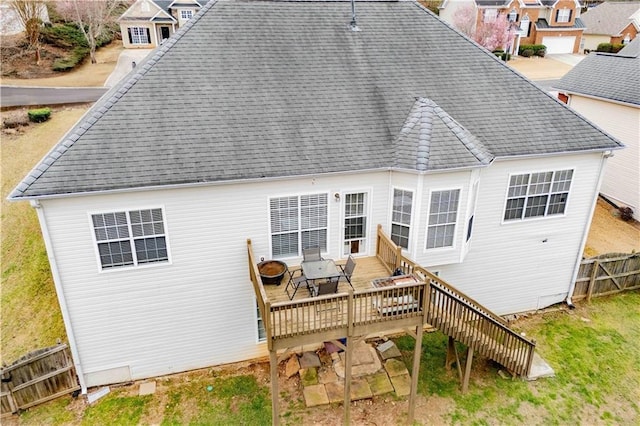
[
  {"xmin": 10, "ymin": 0, "xmax": 622, "ymax": 199},
  {"xmin": 555, "ymin": 48, "xmax": 640, "ymax": 106},
  {"xmin": 581, "ymin": 1, "xmax": 640, "ymax": 36},
  {"xmin": 536, "ymin": 17, "xmax": 585, "ymax": 29}
]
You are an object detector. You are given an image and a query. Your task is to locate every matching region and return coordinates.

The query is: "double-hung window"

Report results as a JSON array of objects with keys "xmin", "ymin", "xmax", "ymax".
[
  {"xmin": 391, "ymin": 189, "xmax": 413, "ymax": 249},
  {"xmin": 270, "ymin": 194, "xmax": 328, "ymax": 258},
  {"xmin": 92, "ymin": 208, "xmax": 169, "ymax": 269},
  {"xmin": 504, "ymin": 170, "xmax": 573, "ymax": 221},
  {"xmin": 426, "ymin": 190, "xmax": 460, "ymax": 249},
  {"xmin": 483, "ymin": 8, "xmax": 498, "ymax": 23},
  {"xmin": 180, "ymin": 10, "xmax": 193, "ymax": 20},
  {"xmin": 556, "ymin": 8, "xmax": 571, "ymax": 23}
]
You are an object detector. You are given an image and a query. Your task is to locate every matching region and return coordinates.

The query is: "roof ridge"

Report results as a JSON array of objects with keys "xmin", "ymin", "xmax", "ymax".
[{"xmin": 9, "ymin": 1, "xmax": 219, "ymax": 199}]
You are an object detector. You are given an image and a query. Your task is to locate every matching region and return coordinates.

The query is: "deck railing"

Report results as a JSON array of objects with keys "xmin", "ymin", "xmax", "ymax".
[
  {"xmin": 374, "ymin": 225, "xmax": 536, "ymax": 376},
  {"xmin": 249, "ymin": 227, "xmax": 536, "ymax": 376}
]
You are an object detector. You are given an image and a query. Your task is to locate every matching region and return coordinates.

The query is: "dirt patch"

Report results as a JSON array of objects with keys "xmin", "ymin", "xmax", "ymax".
[
  {"xmin": 1, "ymin": 33, "xmax": 122, "ymax": 87},
  {"xmin": 585, "ymin": 197, "xmax": 640, "ymax": 257}
]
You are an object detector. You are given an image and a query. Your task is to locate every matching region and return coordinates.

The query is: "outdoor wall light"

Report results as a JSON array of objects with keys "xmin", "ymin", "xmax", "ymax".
[{"xmin": 334, "ymin": 193, "xmax": 341, "ymax": 201}]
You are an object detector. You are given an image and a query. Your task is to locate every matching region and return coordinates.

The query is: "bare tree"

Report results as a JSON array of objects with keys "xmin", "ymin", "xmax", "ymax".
[
  {"xmin": 55, "ymin": 0, "xmax": 120, "ymax": 64},
  {"xmin": 11, "ymin": 0, "xmax": 47, "ymax": 64}
]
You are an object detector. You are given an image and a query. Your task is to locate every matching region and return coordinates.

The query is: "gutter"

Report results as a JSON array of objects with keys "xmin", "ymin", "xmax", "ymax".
[
  {"xmin": 565, "ymin": 150, "xmax": 612, "ymax": 307},
  {"xmin": 9, "ymin": 162, "xmax": 492, "ymax": 202},
  {"xmin": 31, "ymin": 200, "xmax": 87, "ymax": 394}
]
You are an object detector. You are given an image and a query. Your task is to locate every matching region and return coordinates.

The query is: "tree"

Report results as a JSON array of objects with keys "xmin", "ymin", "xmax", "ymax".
[
  {"xmin": 55, "ymin": 0, "xmax": 120, "ymax": 64},
  {"xmin": 11, "ymin": 0, "xmax": 47, "ymax": 64},
  {"xmin": 453, "ymin": 4, "xmax": 515, "ymax": 53}
]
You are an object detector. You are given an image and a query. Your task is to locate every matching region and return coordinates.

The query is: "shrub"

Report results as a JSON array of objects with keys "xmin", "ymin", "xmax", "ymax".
[
  {"xmin": 519, "ymin": 44, "xmax": 547, "ymax": 56},
  {"xmin": 41, "ymin": 23, "xmax": 88, "ymax": 49},
  {"xmin": 611, "ymin": 43, "xmax": 624, "ymax": 53},
  {"xmin": 535, "ymin": 48, "xmax": 546, "ymax": 57},
  {"xmin": 521, "ymin": 49, "xmax": 534, "ymax": 57},
  {"xmin": 53, "ymin": 46, "xmax": 89, "ymax": 71},
  {"xmin": 619, "ymin": 207, "xmax": 634, "ymax": 222},
  {"xmin": 596, "ymin": 43, "xmax": 612, "ymax": 53},
  {"xmin": 28, "ymin": 108, "xmax": 52, "ymax": 123}
]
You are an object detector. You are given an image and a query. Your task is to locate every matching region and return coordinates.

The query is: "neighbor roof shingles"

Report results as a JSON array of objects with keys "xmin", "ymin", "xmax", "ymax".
[
  {"xmin": 580, "ymin": 1, "xmax": 640, "ymax": 36},
  {"xmin": 10, "ymin": 0, "xmax": 622, "ymax": 199}
]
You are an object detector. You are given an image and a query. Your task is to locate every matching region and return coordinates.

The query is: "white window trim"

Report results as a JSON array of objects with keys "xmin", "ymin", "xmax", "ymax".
[
  {"xmin": 557, "ymin": 8, "xmax": 571, "ymax": 23},
  {"xmin": 340, "ymin": 189, "xmax": 372, "ymax": 258},
  {"xmin": 130, "ymin": 26, "xmax": 150, "ymax": 45},
  {"xmin": 501, "ymin": 169, "xmax": 574, "ymax": 224},
  {"xmin": 390, "ymin": 187, "xmax": 414, "ymax": 250},
  {"xmin": 89, "ymin": 206, "xmax": 172, "ymax": 273},
  {"xmin": 268, "ymin": 192, "xmax": 330, "ymax": 260},
  {"xmin": 180, "ymin": 9, "xmax": 194, "ymax": 20},
  {"xmin": 424, "ymin": 187, "xmax": 462, "ymax": 252}
]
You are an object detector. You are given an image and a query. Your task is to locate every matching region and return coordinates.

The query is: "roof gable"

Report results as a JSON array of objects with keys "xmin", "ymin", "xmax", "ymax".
[
  {"xmin": 11, "ymin": 0, "xmax": 622, "ymax": 199},
  {"xmin": 581, "ymin": 1, "xmax": 640, "ymax": 36}
]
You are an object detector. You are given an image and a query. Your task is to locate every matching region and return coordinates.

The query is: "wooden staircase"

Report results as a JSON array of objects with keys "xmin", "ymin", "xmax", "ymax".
[{"xmin": 377, "ymin": 226, "xmax": 536, "ymax": 378}]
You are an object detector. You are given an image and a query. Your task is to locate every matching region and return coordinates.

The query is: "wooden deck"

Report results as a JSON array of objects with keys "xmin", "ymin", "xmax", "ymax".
[{"xmin": 263, "ymin": 256, "xmax": 391, "ymax": 303}]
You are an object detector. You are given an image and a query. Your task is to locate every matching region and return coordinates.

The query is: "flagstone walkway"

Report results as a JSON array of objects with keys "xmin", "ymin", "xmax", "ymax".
[{"xmin": 285, "ymin": 339, "xmax": 411, "ymax": 407}]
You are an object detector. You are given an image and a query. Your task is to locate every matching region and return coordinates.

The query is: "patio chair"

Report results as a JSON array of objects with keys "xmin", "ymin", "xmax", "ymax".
[
  {"xmin": 338, "ymin": 255, "xmax": 356, "ymax": 290},
  {"xmin": 302, "ymin": 247, "xmax": 323, "ymax": 262},
  {"xmin": 309, "ymin": 276, "xmax": 339, "ymax": 297},
  {"xmin": 285, "ymin": 267, "xmax": 309, "ymax": 300}
]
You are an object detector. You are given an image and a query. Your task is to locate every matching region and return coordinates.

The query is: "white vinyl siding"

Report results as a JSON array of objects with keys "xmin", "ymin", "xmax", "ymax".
[
  {"xmin": 426, "ymin": 189, "xmax": 460, "ymax": 249},
  {"xmin": 270, "ymin": 193, "xmax": 328, "ymax": 258},
  {"xmin": 92, "ymin": 208, "xmax": 168, "ymax": 269},
  {"xmin": 504, "ymin": 170, "xmax": 573, "ymax": 221},
  {"xmin": 391, "ymin": 188, "xmax": 412, "ymax": 249}
]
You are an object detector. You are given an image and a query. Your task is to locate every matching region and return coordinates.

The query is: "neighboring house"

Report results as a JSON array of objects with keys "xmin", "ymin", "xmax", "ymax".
[
  {"xmin": 439, "ymin": 0, "xmax": 585, "ymax": 54},
  {"xmin": 579, "ymin": 1, "xmax": 640, "ymax": 51},
  {"xmin": 556, "ymin": 39, "xmax": 640, "ymax": 220},
  {"xmin": 118, "ymin": 0, "xmax": 209, "ymax": 48},
  {"xmin": 0, "ymin": 0, "xmax": 49, "ymax": 36},
  {"xmin": 10, "ymin": 0, "xmax": 621, "ymax": 392}
]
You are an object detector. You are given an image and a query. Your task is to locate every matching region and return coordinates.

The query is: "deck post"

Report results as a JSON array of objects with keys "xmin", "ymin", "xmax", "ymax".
[
  {"xmin": 408, "ymin": 324, "xmax": 423, "ymax": 423},
  {"xmin": 462, "ymin": 346, "xmax": 474, "ymax": 393},
  {"xmin": 344, "ymin": 336, "xmax": 353, "ymax": 425},
  {"xmin": 270, "ymin": 350, "xmax": 279, "ymax": 425}
]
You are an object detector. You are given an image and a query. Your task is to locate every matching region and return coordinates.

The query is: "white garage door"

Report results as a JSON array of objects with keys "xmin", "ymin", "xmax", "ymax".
[{"xmin": 542, "ymin": 36, "xmax": 576, "ymax": 54}]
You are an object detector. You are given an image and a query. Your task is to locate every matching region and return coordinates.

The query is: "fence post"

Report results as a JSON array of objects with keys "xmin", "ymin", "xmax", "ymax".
[{"xmin": 587, "ymin": 261, "xmax": 599, "ymax": 302}]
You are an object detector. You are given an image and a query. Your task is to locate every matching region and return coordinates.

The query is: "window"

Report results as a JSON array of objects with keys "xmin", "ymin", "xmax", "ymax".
[
  {"xmin": 180, "ymin": 10, "xmax": 193, "ymax": 20},
  {"xmin": 507, "ymin": 9, "xmax": 518, "ymax": 22},
  {"xmin": 256, "ymin": 302, "xmax": 266, "ymax": 342},
  {"xmin": 426, "ymin": 190, "xmax": 460, "ymax": 249},
  {"xmin": 92, "ymin": 208, "xmax": 168, "ymax": 269},
  {"xmin": 270, "ymin": 194, "xmax": 328, "ymax": 258},
  {"xmin": 391, "ymin": 189, "xmax": 413, "ymax": 249},
  {"xmin": 556, "ymin": 8, "xmax": 571, "ymax": 23},
  {"xmin": 343, "ymin": 192, "xmax": 367, "ymax": 255},
  {"xmin": 483, "ymin": 8, "xmax": 498, "ymax": 23},
  {"xmin": 519, "ymin": 15, "xmax": 530, "ymax": 36},
  {"xmin": 504, "ymin": 170, "xmax": 573, "ymax": 221},
  {"xmin": 129, "ymin": 27, "xmax": 150, "ymax": 45}
]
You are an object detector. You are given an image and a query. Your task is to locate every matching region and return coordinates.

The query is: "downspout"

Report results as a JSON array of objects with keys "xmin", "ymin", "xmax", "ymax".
[
  {"xmin": 31, "ymin": 200, "xmax": 87, "ymax": 394},
  {"xmin": 565, "ymin": 151, "xmax": 612, "ymax": 308}
]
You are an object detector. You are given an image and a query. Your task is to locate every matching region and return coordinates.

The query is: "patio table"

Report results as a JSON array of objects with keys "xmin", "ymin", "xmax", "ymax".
[{"xmin": 301, "ymin": 259, "xmax": 341, "ymax": 281}]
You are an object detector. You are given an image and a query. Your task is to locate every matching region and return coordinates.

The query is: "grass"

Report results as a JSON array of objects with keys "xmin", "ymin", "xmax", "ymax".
[
  {"xmin": 395, "ymin": 292, "xmax": 640, "ymax": 424},
  {"xmin": 7, "ymin": 292, "xmax": 638, "ymax": 424},
  {"xmin": 1, "ymin": 106, "xmax": 88, "ymax": 362}
]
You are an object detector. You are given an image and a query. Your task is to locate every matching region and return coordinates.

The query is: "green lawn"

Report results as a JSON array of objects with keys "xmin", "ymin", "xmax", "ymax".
[{"xmin": 10, "ymin": 292, "xmax": 639, "ymax": 425}]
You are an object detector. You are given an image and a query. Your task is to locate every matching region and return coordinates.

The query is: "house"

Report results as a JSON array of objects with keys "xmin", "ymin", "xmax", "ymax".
[
  {"xmin": 439, "ymin": 0, "xmax": 585, "ymax": 54},
  {"xmin": 118, "ymin": 0, "xmax": 209, "ymax": 48},
  {"xmin": 555, "ymin": 39, "xmax": 640, "ymax": 220},
  {"xmin": 579, "ymin": 1, "xmax": 640, "ymax": 51},
  {"xmin": 10, "ymin": 0, "xmax": 621, "ymax": 393}
]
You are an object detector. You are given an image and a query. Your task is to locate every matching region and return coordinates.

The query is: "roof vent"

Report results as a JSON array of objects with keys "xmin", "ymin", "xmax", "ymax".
[{"xmin": 349, "ymin": 0, "xmax": 360, "ymax": 32}]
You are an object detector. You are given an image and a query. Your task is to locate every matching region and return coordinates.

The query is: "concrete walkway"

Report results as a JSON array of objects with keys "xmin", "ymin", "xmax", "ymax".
[{"xmin": 104, "ymin": 49, "xmax": 154, "ymax": 88}]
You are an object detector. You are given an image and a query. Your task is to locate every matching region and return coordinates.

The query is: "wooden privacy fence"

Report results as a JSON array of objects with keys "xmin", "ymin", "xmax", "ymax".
[
  {"xmin": 573, "ymin": 252, "xmax": 640, "ymax": 302},
  {"xmin": 1, "ymin": 343, "xmax": 79, "ymax": 417}
]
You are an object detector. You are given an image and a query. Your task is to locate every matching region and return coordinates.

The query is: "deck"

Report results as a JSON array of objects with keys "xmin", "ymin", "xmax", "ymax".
[{"xmin": 263, "ymin": 256, "xmax": 391, "ymax": 303}]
